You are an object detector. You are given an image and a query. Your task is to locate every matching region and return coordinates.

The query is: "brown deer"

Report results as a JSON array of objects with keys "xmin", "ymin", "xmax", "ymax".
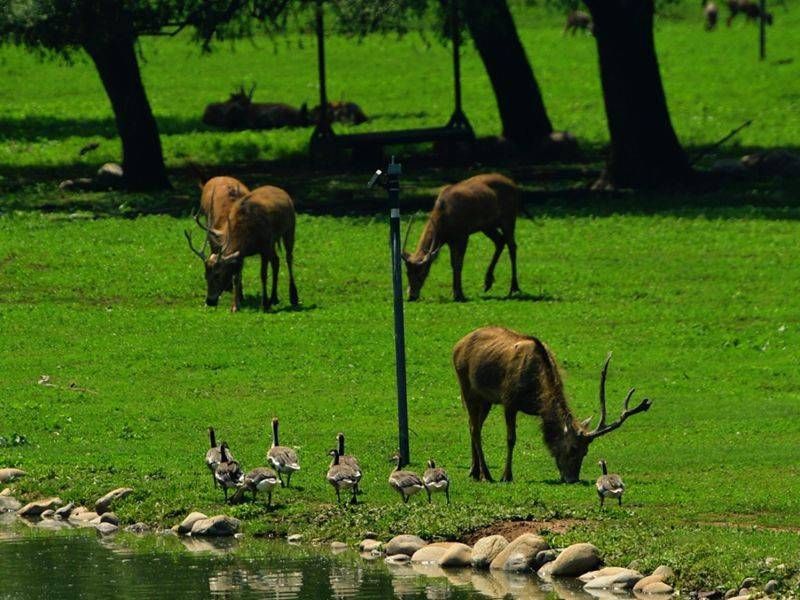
[
  {"xmin": 202, "ymin": 84, "xmax": 253, "ymax": 129},
  {"xmin": 453, "ymin": 327, "xmax": 652, "ymax": 483},
  {"xmin": 563, "ymin": 10, "xmax": 593, "ymax": 35},
  {"xmin": 704, "ymin": 2, "xmax": 719, "ymax": 30},
  {"xmin": 185, "ymin": 186, "xmax": 299, "ymax": 312},
  {"xmin": 198, "ymin": 176, "xmax": 250, "ymax": 231},
  {"xmin": 202, "ymin": 83, "xmax": 310, "ymax": 130},
  {"xmin": 726, "ymin": 0, "xmax": 772, "ymax": 25},
  {"xmin": 402, "ymin": 173, "xmax": 520, "ymax": 302},
  {"xmin": 310, "ymin": 101, "xmax": 368, "ymax": 126}
]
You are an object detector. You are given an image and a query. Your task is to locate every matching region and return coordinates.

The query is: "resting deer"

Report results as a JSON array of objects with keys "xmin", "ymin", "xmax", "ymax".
[
  {"xmin": 402, "ymin": 173, "xmax": 520, "ymax": 302},
  {"xmin": 186, "ymin": 186, "xmax": 299, "ymax": 312},
  {"xmin": 453, "ymin": 327, "xmax": 652, "ymax": 483},
  {"xmin": 563, "ymin": 10, "xmax": 593, "ymax": 35}
]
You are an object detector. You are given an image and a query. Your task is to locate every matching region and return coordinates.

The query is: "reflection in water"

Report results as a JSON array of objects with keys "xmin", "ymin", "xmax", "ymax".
[{"xmin": 0, "ymin": 518, "xmax": 636, "ymax": 600}]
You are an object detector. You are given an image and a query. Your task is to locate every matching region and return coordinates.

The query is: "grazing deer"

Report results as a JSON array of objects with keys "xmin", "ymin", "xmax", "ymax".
[
  {"xmin": 726, "ymin": 0, "xmax": 772, "ymax": 25},
  {"xmin": 453, "ymin": 327, "xmax": 652, "ymax": 483},
  {"xmin": 198, "ymin": 176, "xmax": 250, "ymax": 231},
  {"xmin": 185, "ymin": 186, "xmax": 299, "ymax": 312},
  {"xmin": 704, "ymin": 2, "xmax": 719, "ymax": 30},
  {"xmin": 402, "ymin": 173, "xmax": 521, "ymax": 302},
  {"xmin": 563, "ymin": 10, "xmax": 593, "ymax": 35}
]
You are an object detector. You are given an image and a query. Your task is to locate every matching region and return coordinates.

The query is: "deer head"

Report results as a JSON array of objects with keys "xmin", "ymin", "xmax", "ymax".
[
  {"xmin": 553, "ymin": 353, "xmax": 652, "ymax": 483},
  {"xmin": 401, "ymin": 215, "xmax": 441, "ymax": 301}
]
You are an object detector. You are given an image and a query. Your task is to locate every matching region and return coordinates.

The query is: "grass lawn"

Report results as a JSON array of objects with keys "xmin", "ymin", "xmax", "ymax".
[{"xmin": 2, "ymin": 1, "xmax": 800, "ymax": 592}]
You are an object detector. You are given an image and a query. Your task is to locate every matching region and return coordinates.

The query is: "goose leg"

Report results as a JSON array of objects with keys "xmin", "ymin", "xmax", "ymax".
[
  {"xmin": 336, "ymin": 488, "xmax": 341, "ymax": 504},
  {"xmin": 277, "ymin": 473, "xmax": 285, "ymax": 488},
  {"xmin": 286, "ymin": 472, "xmax": 293, "ymax": 488},
  {"xmin": 426, "ymin": 487, "xmax": 431, "ymax": 503},
  {"xmin": 350, "ymin": 489, "xmax": 358, "ymax": 505},
  {"xmin": 267, "ymin": 491, "xmax": 273, "ymax": 508},
  {"xmin": 618, "ymin": 496, "xmax": 623, "ymax": 507}
]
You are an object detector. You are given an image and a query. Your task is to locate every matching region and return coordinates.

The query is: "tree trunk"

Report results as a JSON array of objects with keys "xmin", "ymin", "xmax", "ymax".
[
  {"xmin": 584, "ymin": 0, "xmax": 691, "ymax": 188},
  {"xmin": 461, "ymin": 0, "xmax": 553, "ymax": 149},
  {"xmin": 85, "ymin": 35, "xmax": 170, "ymax": 190}
]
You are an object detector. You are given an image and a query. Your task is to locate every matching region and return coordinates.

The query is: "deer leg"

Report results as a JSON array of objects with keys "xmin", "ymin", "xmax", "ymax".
[
  {"xmin": 475, "ymin": 402, "xmax": 494, "ymax": 482},
  {"xmin": 482, "ymin": 228, "xmax": 505, "ymax": 293},
  {"xmin": 260, "ymin": 253, "xmax": 270, "ymax": 312},
  {"xmin": 502, "ymin": 225, "xmax": 521, "ymax": 295},
  {"xmin": 467, "ymin": 399, "xmax": 492, "ymax": 481},
  {"xmin": 231, "ymin": 272, "xmax": 241, "ymax": 313},
  {"xmin": 284, "ymin": 233, "xmax": 299, "ymax": 307},
  {"xmin": 501, "ymin": 408, "xmax": 517, "ymax": 482},
  {"xmin": 269, "ymin": 249, "xmax": 280, "ymax": 306},
  {"xmin": 450, "ymin": 238, "xmax": 468, "ymax": 302}
]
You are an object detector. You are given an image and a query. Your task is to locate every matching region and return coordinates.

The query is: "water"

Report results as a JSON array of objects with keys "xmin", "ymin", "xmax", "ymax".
[{"xmin": 0, "ymin": 515, "xmax": 616, "ymax": 599}]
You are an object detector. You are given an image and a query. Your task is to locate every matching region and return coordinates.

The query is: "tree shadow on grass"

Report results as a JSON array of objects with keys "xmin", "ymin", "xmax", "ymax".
[{"xmin": 0, "ymin": 115, "xmax": 214, "ymax": 142}]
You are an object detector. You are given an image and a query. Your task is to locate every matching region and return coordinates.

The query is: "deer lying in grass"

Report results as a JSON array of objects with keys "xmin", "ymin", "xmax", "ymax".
[
  {"xmin": 402, "ymin": 173, "xmax": 520, "ymax": 302},
  {"xmin": 186, "ymin": 186, "xmax": 299, "ymax": 312},
  {"xmin": 563, "ymin": 10, "xmax": 593, "ymax": 35},
  {"xmin": 453, "ymin": 326, "xmax": 652, "ymax": 483},
  {"xmin": 203, "ymin": 83, "xmax": 310, "ymax": 130}
]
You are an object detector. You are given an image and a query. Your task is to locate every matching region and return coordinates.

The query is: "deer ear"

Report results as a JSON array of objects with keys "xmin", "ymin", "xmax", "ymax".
[{"xmin": 401, "ymin": 251, "xmax": 411, "ymax": 263}]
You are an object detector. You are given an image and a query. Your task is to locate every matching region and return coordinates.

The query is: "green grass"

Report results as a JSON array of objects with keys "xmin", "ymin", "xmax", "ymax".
[{"xmin": 2, "ymin": 1, "xmax": 800, "ymax": 592}]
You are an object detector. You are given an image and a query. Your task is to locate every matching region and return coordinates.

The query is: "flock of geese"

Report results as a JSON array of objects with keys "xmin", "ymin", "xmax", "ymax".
[{"xmin": 203, "ymin": 418, "xmax": 452, "ymax": 507}]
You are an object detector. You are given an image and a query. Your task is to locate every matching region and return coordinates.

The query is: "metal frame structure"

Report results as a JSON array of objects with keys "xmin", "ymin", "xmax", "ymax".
[{"xmin": 310, "ymin": 0, "xmax": 474, "ymax": 157}]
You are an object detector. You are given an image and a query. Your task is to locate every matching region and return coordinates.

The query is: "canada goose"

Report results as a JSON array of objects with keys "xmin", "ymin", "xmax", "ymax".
[
  {"xmin": 267, "ymin": 417, "xmax": 300, "ymax": 487},
  {"xmin": 334, "ymin": 433, "xmax": 362, "ymax": 491},
  {"xmin": 326, "ymin": 449, "xmax": 360, "ymax": 505},
  {"xmin": 215, "ymin": 442, "xmax": 244, "ymax": 501},
  {"xmin": 388, "ymin": 453, "xmax": 426, "ymax": 504},
  {"xmin": 232, "ymin": 467, "xmax": 280, "ymax": 506},
  {"xmin": 596, "ymin": 459, "xmax": 625, "ymax": 508},
  {"xmin": 423, "ymin": 459, "xmax": 450, "ymax": 504},
  {"xmin": 205, "ymin": 427, "xmax": 236, "ymax": 489}
]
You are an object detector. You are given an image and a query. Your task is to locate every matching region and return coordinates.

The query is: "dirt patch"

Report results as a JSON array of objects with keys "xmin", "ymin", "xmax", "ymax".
[{"xmin": 461, "ymin": 519, "xmax": 584, "ymax": 545}]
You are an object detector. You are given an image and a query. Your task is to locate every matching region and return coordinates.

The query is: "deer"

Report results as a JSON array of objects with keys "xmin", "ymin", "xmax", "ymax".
[
  {"xmin": 453, "ymin": 326, "xmax": 652, "ymax": 484},
  {"xmin": 402, "ymin": 173, "xmax": 521, "ymax": 302},
  {"xmin": 726, "ymin": 0, "xmax": 772, "ymax": 25},
  {"xmin": 197, "ymin": 175, "xmax": 250, "ymax": 231},
  {"xmin": 185, "ymin": 186, "xmax": 299, "ymax": 312},
  {"xmin": 310, "ymin": 101, "xmax": 368, "ymax": 126},
  {"xmin": 704, "ymin": 2, "xmax": 719, "ymax": 30},
  {"xmin": 563, "ymin": 10, "xmax": 593, "ymax": 35},
  {"xmin": 202, "ymin": 84, "xmax": 253, "ymax": 129}
]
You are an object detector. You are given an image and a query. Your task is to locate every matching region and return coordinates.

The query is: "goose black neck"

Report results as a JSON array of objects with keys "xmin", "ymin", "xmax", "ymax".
[
  {"xmin": 331, "ymin": 450, "xmax": 340, "ymax": 465},
  {"xmin": 272, "ymin": 420, "xmax": 279, "ymax": 447},
  {"xmin": 600, "ymin": 460, "xmax": 608, "ymax": 475},
  {"xmin": 209, "ymin": 428, "xmax": 216, "ymax": 449},
  {"xmin": 220, "ymin": 444, "xmax": 229, "ymax": 463},
  {"xmin": 337, "ymin": 434, "xmax": 345, "ymax": 456}
]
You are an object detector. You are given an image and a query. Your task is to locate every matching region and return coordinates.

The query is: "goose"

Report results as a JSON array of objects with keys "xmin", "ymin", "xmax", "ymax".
[
  {"xmin": 267, "ymin": 417, "xmax": 300, "ymax": 487},
  {"xmin": 423, "ymin": 459, "xmax": 450, "ymax": 504},
  {"xmin": 205, "ymin": 427, "xmax": 236, "ymax": 488},
  {"xmin": 388, "ymin": 453, "xmax": 426, "ymax": 504},
  {"xmin": 326, "ymin": 449, "xmax": 360, "ymax": 504},
  {"xmin": 334, "ymin": 433, "xmax": 362, "ymax": 492},
  {"xmin": 232, "ymin": 467, "xmax": 280, "ymax": 506},
  {"xmin": 596, "ymin": 459, "xmax": 625, "ymax": 508},
  {"xmin": 215, "ymin": 442, "xmax": 244, "ymax": 501}
]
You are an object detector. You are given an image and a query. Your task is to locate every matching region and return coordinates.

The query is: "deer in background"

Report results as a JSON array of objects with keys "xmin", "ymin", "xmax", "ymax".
[
  {"xmin": 453, "ymin": 326, "xmax": 652, "ymax": 483},
  {"xmin": 186, "ymin": 186, "xmax": 299, "ymax": 312},
  {"xmin": 726, "ymin": 0, "xmax": 773, "ymax": 25},
  {"xmin": 563, "ymin": 10, "xmax": 593, "ymax": 35},
  {"xmin": 704, "ymin": 2, "xmax": 719, "ymax": 30},
  {"xmin": 402, "ymin": 173, "xmax": 521, "ymax": 302}
]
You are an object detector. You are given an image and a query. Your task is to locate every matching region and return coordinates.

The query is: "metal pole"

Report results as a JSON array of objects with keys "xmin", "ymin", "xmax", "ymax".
[
  {"xmin": 387, "ymin": 158, "xmax": 410, "ymax": 467},
  {"xmin": 452, "ymin": 0, "xmax": 462, "ymax": 115},
  {"xmin": 315, "ymin": 0, "xmax": 328, "ymax": 110},
  {"xmin": 759, "ymin": 0, "xmax": 766, "ymax": 61}
]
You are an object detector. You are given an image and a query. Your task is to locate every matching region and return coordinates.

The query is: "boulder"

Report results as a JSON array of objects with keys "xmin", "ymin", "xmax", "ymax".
[
  {"xmin": 385, "ymin": 554, "xmax": 410, "ymax": 565},
  {"xmin": 438, "ymin": 543, "xmax": 473, "ymax": 568},
  {"xmin": 580, "ymin": 566, "xmax": 631, "ymax": 582},
  {"xmin": 40, "ymin": 509, "xmax": 55, "ymax": 519},
  {"xmin": 0, "ymin": 488, "xmax": 12, "ymax": 497},
  {"xmin": 635, "ymin": 574, "xmax": 670, "ymax": 591},
  {"xmin": 548, "ymin": 543, "xmax": 602, "ymax": 577},
  {"xmin": 330, "ymin": 541, "xmax": 348, "ymax": 550},
  {"xmin": 0, "ymin": 468, "xmax": 26, "ymax": 483},
  {"xmin": 125, "ymin": 522, "xmax": 152, "ymax": 534},
  {"xmin": 17, "ymin": 497, "xmax": 62, "ymax": 517},
  {"xmin": 91, "ymin": 513, "xmax": 119, "ymax": 526},
  {"xmin": 740, "ymin": 578, "xmax": 757, "ymax": 590},
  {"xmin": 385, "ymin": 534, "xmax": 427, "ymax": 557},
  {"xmin": 642, "ymin": 581, "xmax": 675, "ymax": 594},
  {"xmin": 0, "ymin": 496, "xmax": 22, "ymax": 512},
  {"xmin": 95, "ymin": 522, "xmax": 119, "ymax": 535},
  {"xmin": 70, "ymin": 511, "xmax": 100, "ymax": 523},
  {"xmin": 54, "ymin": 502, "xmax": 76, "ymax": 520},
  {"xmin": 654, "ymin": 566, "xmax": 675, "ymax": 581},
  {"xmin": 287, "ymin": 533, "xmax": 303, "ymax": 543},
  {"xmin": 724, "ymin": 588, "xmax": 738, "ymax": 599},
  {"xmin": 764, "ymin": 580, "xmax": 779, "ymax": 595},
  {"xmin": 190, "ymin": 515, "xmax": 240, "ymax": 537},
  {"xmin": 359, "ymin": 539, "xmax": 382, "ymax": 553},
  {"xmin": 537, "ymin": 560, "xmax": 557, "ymax": 579},
  {"xmin": 411, "ymin": 545, "xmax": 448, "ymax": 563},
  {"xmin": 471, "ymin": 535, "xmax": 509, "ymax": 569},
  {"xmin": 489, "ymin": 534, "xmax": 548, "ymax": 571},
  {"xmin": 177, "ymin": 512, "xmax": 208, "ymax": 535},
  {"xmin": 95, "ymin": 487, "xmax": 133, "ymax": 514},
  {"xmin": 537, "ymin": 549, "xmax": 558, "ymax": 565},
  {"xmin": 364, "ymin": 531, "xmax": 378, "ymax": 540},
  {"xmin": 583, "ymin": 569, "xmax": 642, "ymax": 590}
]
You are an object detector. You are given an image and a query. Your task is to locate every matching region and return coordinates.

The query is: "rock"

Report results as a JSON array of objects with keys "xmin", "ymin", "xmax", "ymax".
[
  {"xmin": 40, "ymin": 509, "xmax": 55, "ymax": 519},
  {"xmin": 177, "ymin": 512, "xmax": 208, "ymax": 535},
  {"xmin": 411, "ymin": 545, "xmax": 448, "ymax": 563},
  {"xmin": 628, "ymin": 559, "xmax": 642, "ymax": 571},
  {"xmin": 724, "ymin": 588, "xmax": 738, "ymax": 599},
  {"xmin": 653, "ymin": 566, "xmax": 675, "ymax": 582},
  {"xmin": 643, "ymin": 581, "xmax": 675, "ymax": 594},
  {"xmin": 234, "ymin": 533, "xmax": 244, "ymax": 540},
  {"xmin": 190, "ymin": 515, "xmax": 240, "ymax": 537},
  {"xmin": 537, "ymin": 560, "xmax": 557, "ymax": 579},
  {"xmin": 764, "ymin": 581, "xmax": 779, "ymax": 596},
  {"xmin": 93, "ymin": 163, "xmax": 124, "ymax": 190},
  {"xmin": 95, "ymin": 487, "xmax": 133, "ymax": 514},
  {"xmin": 738, "ymin": 588, "xmax": 751, "ymax": 597},
  {"xmin": 490, "ymin": 533, "xmax": 548, "ymax": 571},
  {"xmin": 0, "ymin": 488, "xmax": 12, "ymax": 497},
  {"xmin": 583, "ymin": 569, "xmax": 642, "ymax": 590},
  {"xmin": 0, "ymin": 468, "xmax": 26, "ymax": 483},
  {"xmin": 125, "ymin": 522, "xmax": 151, "ymax": 534},
  {"xmin": 764, "ymin": 557, "xmax": 777, "ymax": 566},
  {"xmin": 740, "ymin": 578, "xmax": 757, "ymax": 590},
  {"xmin": 0, "ymin": 496, "xmax": 22, "ymax": 512},
  {"xmin": 385, "ymin": 554, "xmax": 410, "ymax": 565},
  {"xmin": 438, "ymin": 543, "xmax": 472, "ymax": 568},
  {"xmin": 385, "ymin": 534, "xmax": 427, "ymax": 557},
  {"xmin": 537, "ymin": 549, "xmax": 557, "ymax": 565},
  {"xmin": 91, "ymin": 513, "xmax": 119, "ymax": 526},
  {"xmin": 95, "ymin": 522, "xmax": 119, "ymax": 535},
  {"xmin": 548, "ymin": 543, "xmax": 602, "ymax": 577},
  {"xmin": 287, "ymin": 534, "xmax": 303, "ymax": 543},
  {"xmin": 330, "ymin": 541, "xmax": 347, "ymax": 550},
  {"xmin": 635, "ymin": 574, "xmax": 668, "ymax": 591},
  {"xmin": 17, "ymin": 497, "xmax": 62, "ymax": 517},
  {"xmin": 581, "ymin": 566, "xmax": 631, "ymax": 582},
  {"xmin": 70, "ymin": 511, "xmax": 99, "ymax": 523},
  {"xmin": 54, "ymin": 502, "xmax": 75, "ymax": 520},
  {"xmin": 699, "ymin": 591, "xmax": 723, "ymax": 600},
  {"xmin": 364, "ymin": 531, "xmax": 378, "ymax": 540},
  {"xmin": 37, "ymin": 519, "xmax": 69, "ymax": 531},
  {"xmin": 471, "ymin": 535, "xmax": 509, "ymax": 569},
  {"xmin": 359, "ymin": 539, "xmax": 382, "ymax": 553}
]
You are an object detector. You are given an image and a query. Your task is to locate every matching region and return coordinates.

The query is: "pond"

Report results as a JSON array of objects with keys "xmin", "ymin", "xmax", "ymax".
[{"xmin": 0, "ymin": 514, "xmax": 618, "ymax": 599}]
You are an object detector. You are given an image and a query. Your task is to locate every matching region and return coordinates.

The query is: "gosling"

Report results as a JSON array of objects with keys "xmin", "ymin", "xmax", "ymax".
[
  {"xmin": 267, "ymin": 417, "xmax": 300, "ymax": 488},
  {"xmin": 205, "ymin": 427, "xmax": 236, "ymax": 489},
  {"xmin": 596, "ymin": 459, "xmax": 625, "ymax": 508},
  {"xmin": 388, "ymin": 453, "xmax": 426, "ymax": 504},
  {"xmin": 423, "ymin": 459, "xmax": 450, "ymax": 504},
  {"xmin": 326, "ymin": 449, "xmax": 360, "ymax": 505},
  {"xmin": 232, "ymin": 467, "xmax": 280, "ymax": 506},
  {"xmin": 334, "ymin": 433, "xmax": 362, "ymax": 492},
  {"xmin": 215, "ymin": 442, "xmax": 244, "ymax": 502}
]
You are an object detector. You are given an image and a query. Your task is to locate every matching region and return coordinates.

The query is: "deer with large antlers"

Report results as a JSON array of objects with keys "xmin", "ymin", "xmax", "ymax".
[
  {"xmin": 185, "ymin": 186, "xmax": 299, "ymax": 312},
  {"xmin": 453, "ymin": 327, "xmax": 652, "ymax": 483},
  {"xmin": 402, "ymin": 173, "xmax": 521, "ymax": 302}
]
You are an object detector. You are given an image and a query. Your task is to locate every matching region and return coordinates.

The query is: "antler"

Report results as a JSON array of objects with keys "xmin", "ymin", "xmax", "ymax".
[
  {"xmin": 584, "ymin": 352, "xmax": 652, "ymax": 440},
  {"xmin": 184, "ymin": 222, "xmax": 208, "ymax": 261},
  {"xmin": 402, "ymin": 213, "xmax": 415, "ymax": 252}
]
